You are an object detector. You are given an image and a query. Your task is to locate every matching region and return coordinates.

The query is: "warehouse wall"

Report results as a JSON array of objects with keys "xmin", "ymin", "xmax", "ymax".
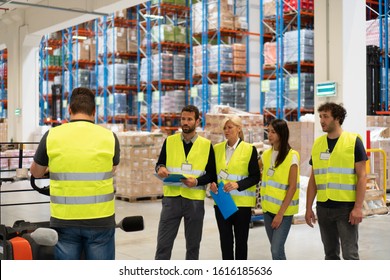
[{"xmin": 314, "ymin": 0, "xmax": 366, "ymax": 143}]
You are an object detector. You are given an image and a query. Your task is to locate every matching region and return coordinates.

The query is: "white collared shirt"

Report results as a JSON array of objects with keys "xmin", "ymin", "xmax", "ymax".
[{"xmin": 225, "ymin": 138, "xmax": 240, "ymax": 165}]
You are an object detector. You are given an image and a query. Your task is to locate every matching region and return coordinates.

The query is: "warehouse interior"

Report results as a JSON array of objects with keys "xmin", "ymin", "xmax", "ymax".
[{"xmin": 0, "ymin": 0, "xmax": 390, "ymax": 260}]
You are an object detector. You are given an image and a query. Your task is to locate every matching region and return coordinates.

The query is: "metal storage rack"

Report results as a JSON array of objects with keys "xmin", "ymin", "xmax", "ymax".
[
  {"xmin": 38, "ymin": 35, "xmax": 63, "ymax": 125},
  {"xmin": 190, "ymin": 0, "xmax": 250, "ymax": 125},
  {"xmin": 260, "ymin": 0, "xmax": 314, "ymax": 122},
  {"xmin": 0, "ymin": 49, "xmax": 6, "ymax": 119},
  {"xmin": 137, "ymin": 1, "xmax": 190, "ymax": 132},
  {"xmin": 366, "ymin": 0, "xmax": 389, "ymax": 114},
  {"xmin": 95, "ymin": 13, "xmax": 138, "ymax": 125}
]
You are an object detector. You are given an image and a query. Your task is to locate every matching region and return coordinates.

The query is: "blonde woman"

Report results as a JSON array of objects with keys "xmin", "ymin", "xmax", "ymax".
[
  {"xmin": 210, "ymin": 115, "xmax": 260, "ymax": 260},
  {"xmin": 259, "ymin": 119, "xmax": 300, "ymax": 260}
]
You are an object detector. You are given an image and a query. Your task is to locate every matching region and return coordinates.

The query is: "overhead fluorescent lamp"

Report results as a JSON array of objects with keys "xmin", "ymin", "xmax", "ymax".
[{"xmin": 73, "ymin": 35, "xmax": 87, "ymax": 40}]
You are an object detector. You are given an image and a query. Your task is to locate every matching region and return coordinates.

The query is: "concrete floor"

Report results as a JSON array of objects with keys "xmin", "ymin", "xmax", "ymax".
[{"xmin": 1, "ymin": 179, "xmax": 390, "ymax": 260}]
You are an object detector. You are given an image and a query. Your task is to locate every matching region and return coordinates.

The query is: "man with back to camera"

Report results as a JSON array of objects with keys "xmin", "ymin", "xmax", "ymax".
[
  {"xmin": 30, "ymin": 87, "xmax": 120, "ymax": 260},
  {"xmin": 305, "ymin": 102, "xmax": 367, "ymax": 260},
  {"xmin": 155, "ymin": 105, "xmax": 217, "ymax": 260}
]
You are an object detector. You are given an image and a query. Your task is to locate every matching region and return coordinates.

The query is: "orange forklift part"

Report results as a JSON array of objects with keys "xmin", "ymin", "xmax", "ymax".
[{"xmin": 9, "ymin": 236, "xmax": 33, "ymax": 260}]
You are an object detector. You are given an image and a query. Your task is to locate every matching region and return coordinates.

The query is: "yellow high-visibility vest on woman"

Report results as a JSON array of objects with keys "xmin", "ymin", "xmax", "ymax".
[
  {"xmin": 311, "ymin": 131, "xmax": 358, "ymax": 202},
  {"xmin": 47, "ymin": 121, "xmax": 115, "ymax": 220},
  {"xmin": 261, "ymin": 149, "xmax": 300, "ymax": 215},
  {"xmin": 165, "ymin": 133, "xmax": 211, "ymax": 200},
  {"xmin": 214, "ymin": 141, "xmax": 257, "ymax": 207}
]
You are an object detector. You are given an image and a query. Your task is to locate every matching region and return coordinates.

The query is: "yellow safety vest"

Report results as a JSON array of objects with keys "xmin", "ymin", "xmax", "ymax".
[
  {"xmin": 261, "ymin": 148, "xmax": 300, "ymax": 215},
  {"xmin": 47, "ymin": 121, "xmax": 115, "ymax": 220},
  {"xmin": 214, "ymin": 141, "xmax": 257, "ymax": 207},
  {"xmin": 311, "ymin": 132, "xmax": 358, "ymax": 202},
  {"xmin": 165, "ymin": 133, "xmax": 211, "ymax": 200}
]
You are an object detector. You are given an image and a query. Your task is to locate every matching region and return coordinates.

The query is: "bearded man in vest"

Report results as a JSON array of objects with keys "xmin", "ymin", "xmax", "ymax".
[
  {"xmin": 31, "ymin": 87, "xmax": 120, "ymax": 260},
  {"xmin": 305, "ymin": 102, "xmax": 367, "ymax": 260},
  {"xmin": 155, "ymin": 105, "xmax": 217, "ymax": 260}
]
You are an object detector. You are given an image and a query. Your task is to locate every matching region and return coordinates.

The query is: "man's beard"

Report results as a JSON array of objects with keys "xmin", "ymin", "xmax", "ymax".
[{"xmin": 182, "ymin": 125, "xmax": 195, "ymax": 134}]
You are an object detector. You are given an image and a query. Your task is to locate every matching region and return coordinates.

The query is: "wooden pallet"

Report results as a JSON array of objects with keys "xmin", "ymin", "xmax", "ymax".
[{"xmin": 115, "ymin": 194, "xmax": 163, "ymax": 202}]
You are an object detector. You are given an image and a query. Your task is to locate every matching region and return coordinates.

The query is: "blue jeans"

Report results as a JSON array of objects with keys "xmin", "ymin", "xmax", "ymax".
[
  {"xmin": 263, "ymin": 212, "xmax": 293, "ymax": 260},
  {"xmin": 316, "ymin": 205, "xmax": 359, "ymax": 260},
  {"xmin": 54, "ymin": 227, "xmax": 115, "ymax": 260}
]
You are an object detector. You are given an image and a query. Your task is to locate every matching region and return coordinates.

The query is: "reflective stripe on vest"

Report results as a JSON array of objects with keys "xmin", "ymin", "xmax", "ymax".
[
  {"xmin": 51, "ymin": 193, "xmax": 114, "ymax": 204},
  {"xmin": 50, "ymin": 172, "xmax": 113, "ymax": 181},
  {"xmin": 165, "ymin": 134, "xmax": 211, "ymax": 200},
  {"xmin": 47, "ymin": 122, "xmax": 115, "ymax": 220},
  {"xmin": 214, "ymin": 141, "xmax": 257, "ymax": 207},
  {"xmin": 311, "ymin": 132, "xmax": 358, "ymax": 202},
  {"xmin": 261, "ymin": 148, "xmax": 300, "ymax": 215}
]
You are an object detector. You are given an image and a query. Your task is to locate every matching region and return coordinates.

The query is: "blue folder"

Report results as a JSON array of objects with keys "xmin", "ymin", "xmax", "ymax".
[
  {"xmin": 210, "ymin": 182, "xmax": 238, "ymax": 220},
  {"xmin": 162, "ymin": 174, "xmax": 187, "ymax": 183}
]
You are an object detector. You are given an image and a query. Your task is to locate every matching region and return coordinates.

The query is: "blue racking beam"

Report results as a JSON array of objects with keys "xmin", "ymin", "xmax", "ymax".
[
  {"xmin": 202, "ymin": 0, "xmax": 209, "ymax": 121},
  {"xmin": 384, "ymin": 0, "xmax": 389, "ymax": 109},
  {"xmin": 137, "ymin": 5, "xmax": 142, "ymax": 130},
  {"xmin": 297, "ymin": 0, "xmax": 302, "ymax": 120},
  {"xmin": 94, "ymin": 19, "xmax": 100, "ymax": 124},
  {"xmin": 260, "ymin": 0, "xmax": 265, "ymax": 115},
  {"xmin": 146, "ymin": 1, "xmax": 152, "ymax": 131},
  {"xmin": 38, "ymin": 41, "xmax": 44, "ymax": 124}
]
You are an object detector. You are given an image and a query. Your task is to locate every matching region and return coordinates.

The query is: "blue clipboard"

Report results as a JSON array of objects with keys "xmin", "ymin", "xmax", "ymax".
[
  {"xmin": 162, "ymin": 174, "xmax": 187, "ymax": 183},
  {"xmin": 210, "ymin": 182, "xmax": 238, "ymax": 220}
]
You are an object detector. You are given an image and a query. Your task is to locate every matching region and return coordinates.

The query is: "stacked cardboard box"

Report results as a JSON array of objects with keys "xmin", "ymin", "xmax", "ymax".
[
  {"xmin": 4, "ymin": 149, "xmax": 36, "ymax": 170},
  {"xmin": 192, "ymin": 0, "xmax": 234, "ymax": 34},
  {"xmin": 98, "ymin": 27, "xmax": 128, "ymax": 54},
  {"xmin": 115, "ymin": 132, "xmax": 166, "ymax": 199},
  {"xmin": 263, "ymin": 0, "xmax": 276, "ymax": 18},
  {"xmin": 264, "ymin": 42, "xmax": 276, "ymax": 65},
  {"xmin": 283, "ymin": 29, "xmax": 314, "ymax": 63},
  {"xmin": 205, "ymin": 106, "xmax": 264, "ymax": 145},
  {"xmin": 286, "ymin": 121, "xmax": 314, "ymax": 177},
  {"xmin": 232, "ymin": 43, "xmax": 246, "ymax": 72},
  {"xmin": 72, "ymin": 42, "xmax": 90, "ymax": 61},
  {"xmin": 284, "ymin": 0, "xmax": 314, "ymax": 13},
  {"xmin": 0, "ymin": 121, "xmax": 7, "ymax": 142}
]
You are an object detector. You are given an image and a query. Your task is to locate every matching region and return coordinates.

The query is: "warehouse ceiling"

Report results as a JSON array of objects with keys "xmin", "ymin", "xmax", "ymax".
[
  {"xmin": 0, "ymin": 0, "xmax": 145, "ymax": 43},
  {"xmin": 0, "ymin": 0, "xmax": 111, "ymax": 18}
]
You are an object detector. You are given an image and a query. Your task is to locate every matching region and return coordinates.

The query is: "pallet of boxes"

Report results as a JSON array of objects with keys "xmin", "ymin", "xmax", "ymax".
[
  {"xmin": 365, "ymin": 115, "xmax": 390, "ymax": 215},
  {"xmin": 286, "ymin": 118, "xmax": 315, "ymax": 224},
  {"xmin": 114, "ymin": 131, "xmax": 165, "ymax": 201}
]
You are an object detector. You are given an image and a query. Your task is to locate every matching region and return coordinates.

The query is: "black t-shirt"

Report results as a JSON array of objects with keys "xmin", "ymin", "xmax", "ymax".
[{"xmin": 310, "ymin": 136, "xmax": 368, "ymax": 208}]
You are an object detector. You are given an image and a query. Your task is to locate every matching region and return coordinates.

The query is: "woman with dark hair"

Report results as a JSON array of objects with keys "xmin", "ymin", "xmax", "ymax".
[{"xmin": 259, "ymin": 119, "xmax": 300, "ymax": 260}]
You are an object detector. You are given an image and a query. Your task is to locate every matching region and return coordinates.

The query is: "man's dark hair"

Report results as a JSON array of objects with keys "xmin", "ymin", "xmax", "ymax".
[
  {"xmin": 181, "ymin": 105, "xmax": 200, "ymax": 120},
  {"xmin": 69, "ymin": 87, "xmax": 96, "ymax": 116},
  {"xmin": 318, "ymin": 102, "xmax": 347, "ymax": 125}
]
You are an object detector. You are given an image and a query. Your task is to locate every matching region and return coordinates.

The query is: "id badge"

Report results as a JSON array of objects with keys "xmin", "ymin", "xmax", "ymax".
[
  {"xmin": 219, "ymin": 170, "xmax": 229, "ymax": 180},
  {"xmin": 181, "ymin": 163, "xmax": 192, "ymax": 172},
  {"xmin": 267, "ymin": 168, "xmax": 275, "ymax": 177},
  {"xmin": 320, "ymin": 152, "xmax": 331, "ymax": 160}
]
